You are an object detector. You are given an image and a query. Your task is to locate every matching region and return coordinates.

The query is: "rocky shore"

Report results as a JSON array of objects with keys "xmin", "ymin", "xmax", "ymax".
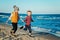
[{"xmin": 0, "ymin": 24, "xmax": 60, "ymax": 40}]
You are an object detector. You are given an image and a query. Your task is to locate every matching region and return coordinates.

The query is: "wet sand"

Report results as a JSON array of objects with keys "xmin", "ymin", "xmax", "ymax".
[{"xmin": 0, "ymin": 24, "xmax": 60, "ymax": 40}]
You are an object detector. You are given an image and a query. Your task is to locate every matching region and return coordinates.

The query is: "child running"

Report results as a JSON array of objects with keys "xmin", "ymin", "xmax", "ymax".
[
  {"xmin": 8, "ymin": 5, "xmax": 19, "ymax": 36},
  {"xmin": 24, "ymin": 10, "xmax": 34, "ymax": 36}
]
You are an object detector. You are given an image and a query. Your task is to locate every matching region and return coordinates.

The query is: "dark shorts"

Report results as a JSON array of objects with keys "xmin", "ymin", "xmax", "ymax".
[
  {"xmin": 24, "ymin": 25, "xmax": 32, "ymax": 33},
  {"xmin": 12, "ymin": 23, "xmax": 17, "ymax": 33}
]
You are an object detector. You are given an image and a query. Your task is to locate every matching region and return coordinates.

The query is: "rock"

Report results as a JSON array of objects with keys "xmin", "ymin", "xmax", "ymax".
[
  {"xmin": 0, "ymin": 32, "xmax": 6, "ymax": 38},
  {"xmin": 0, "ymin": 25, "xmax": 60, "ymax": 40},
  {"xmin": 0, "ymin": 37, "xmax": 3, "ymax": 40}
]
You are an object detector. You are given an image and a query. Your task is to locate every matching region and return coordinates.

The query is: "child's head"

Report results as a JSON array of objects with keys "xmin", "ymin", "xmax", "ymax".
[
  {"xmin": 27, "ymin": 10, "xmax": 32, "ymax": 16},
  {"xmin": 13, "ymin": 5, "xmax": 19, "ymax": 12}
]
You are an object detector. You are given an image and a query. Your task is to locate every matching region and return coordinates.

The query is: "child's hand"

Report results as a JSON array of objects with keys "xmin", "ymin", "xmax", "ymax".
[
  {"xmin": 24, "ymin": 20, "xmax": 26, "ymax": 22},
  {"xmin": 24, "ymin": 20, "xmax": 25, "ymax": 22}
]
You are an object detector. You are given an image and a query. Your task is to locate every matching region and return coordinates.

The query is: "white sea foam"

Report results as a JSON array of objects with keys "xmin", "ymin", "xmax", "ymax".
[
  {"xmin": 37, "ymin": 16, "xmax": 60, "ymax": 20},
  {"xmin": 32, "ymin": 27, "xmax": 51, "ymax": 32},
  {"xmin": 56, "ymin": 31, "xmax": 60, "ymax": 34},
  {"xmin": 20, "ymin": 16, "xmax": 26, "ymax": 18},
  {"xmin": 0, "ymin": 15, "xmax": 4, "ymax": 16},
  {"xmin": 0, "ymin": 15, "xmax": 9, "ymax": 18},
  {"xmin": 2, "ymin": 16, "xmax": 9, "ymax": 18}
]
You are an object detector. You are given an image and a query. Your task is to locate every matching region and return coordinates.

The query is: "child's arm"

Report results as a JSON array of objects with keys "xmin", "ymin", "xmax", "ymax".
[
  {"xmin": 24, "ymin": 17, "xmax": 27, "ymax": 22},
  {"xmin": 9, "ymin": 13, "xmax": 12, "ymax": 20},
  {"xmin": 6, "ymin": 13, "xmax": 13, "ymax": 23},
  {"xmin": 20, "ymin": 18, "xmax": 24, "ymax": 22},
  {"xmin": 19, "ymin": 16, "xmax": 24, "ymax": 22}
]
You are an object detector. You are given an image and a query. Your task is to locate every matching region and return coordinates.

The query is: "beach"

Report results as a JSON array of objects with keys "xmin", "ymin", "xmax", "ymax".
[{"xmin": 0, "ymin": 24, "xmax": 60, "ymax": 40}]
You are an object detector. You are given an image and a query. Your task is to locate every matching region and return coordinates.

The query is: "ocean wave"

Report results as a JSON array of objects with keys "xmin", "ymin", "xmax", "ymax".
[
  {"xmin": 37, "ymin": 16, "xmax": 60, "ymax": 20},
  {"xmin": 2, "ymin": 16, "xmax": 9, "ymax": 18},
  {"xmin": 0, "ymin": 15, "xmax": 3, "ymax": 16},
  {"xmin": 0, "ymin": 15, "xmax": 9, "ymax": 18},
  {"xmin": 20, "ymin": 16, "xmax": 26, "ymax": 18},
  {"xmin": 32, "ymin": 27, "xmax": 51, "ymax": 32},
  {"xmin": 56, "ymin": 31, "xmax": 60, "ymax": 34}
]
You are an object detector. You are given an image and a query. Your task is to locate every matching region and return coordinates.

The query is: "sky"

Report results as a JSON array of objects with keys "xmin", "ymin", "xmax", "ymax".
[{"xmin": 0, "ymin": 0, "xmax": 60, "ymax": 14}]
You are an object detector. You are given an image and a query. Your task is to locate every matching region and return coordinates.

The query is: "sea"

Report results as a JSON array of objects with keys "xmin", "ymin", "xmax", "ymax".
[{"xmin": 0, "ymin": 13, "xmax": 60, "ymax": 37}]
